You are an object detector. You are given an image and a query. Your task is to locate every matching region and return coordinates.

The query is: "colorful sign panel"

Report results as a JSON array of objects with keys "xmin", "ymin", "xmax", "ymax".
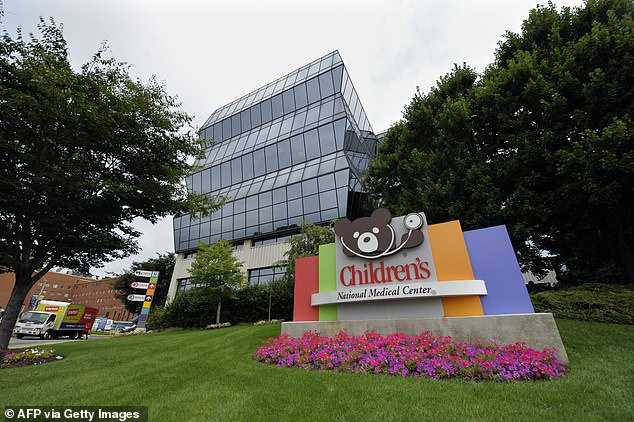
[
  {"xmin": 293, "ymin": 209, "xmax": 534, "ymax": 322},
  {"xmin": 129, "ymin": 270, "xmax": 159, "ymax": 330}
]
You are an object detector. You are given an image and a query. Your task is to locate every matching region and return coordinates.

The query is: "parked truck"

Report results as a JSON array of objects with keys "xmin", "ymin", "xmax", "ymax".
[{"xmin": 13, "ymin": 300, "xmax": 99, "ymax": 340}]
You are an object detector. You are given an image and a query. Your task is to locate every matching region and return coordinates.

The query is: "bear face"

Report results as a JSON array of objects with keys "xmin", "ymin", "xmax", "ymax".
[{"xmin": 334, "ymin": 208, "xmax": 395, "ymax": 258}]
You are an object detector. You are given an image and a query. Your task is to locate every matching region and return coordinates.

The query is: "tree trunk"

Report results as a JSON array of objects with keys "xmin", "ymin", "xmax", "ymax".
[
  {"xmin": 216, "ymin": 296, "xmax": 222, "ymax": 325},
  {"xmin": 0, "ymin": 270, "xmax": 35, "ymax": 360}
]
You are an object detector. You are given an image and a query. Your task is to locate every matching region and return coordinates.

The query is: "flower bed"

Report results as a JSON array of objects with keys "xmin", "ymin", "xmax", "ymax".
[
  {"xmin": 253, "ymin": 331, "xmax": 566, "ymax": 382},
  {"xmin": 1, "ymin": 348, "xmax": 62, "ymax": 369}
]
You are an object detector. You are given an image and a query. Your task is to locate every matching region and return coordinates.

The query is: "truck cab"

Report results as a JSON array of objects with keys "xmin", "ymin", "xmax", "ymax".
[{"xmin": 13, "ymin": 311, "xmax": 57, "ymax": 339}]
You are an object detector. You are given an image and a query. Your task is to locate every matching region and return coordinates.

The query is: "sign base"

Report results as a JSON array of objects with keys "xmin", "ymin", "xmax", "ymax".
[{"xmin": 281, "ymin": 313, "xmax": 568, "ymax": 364}]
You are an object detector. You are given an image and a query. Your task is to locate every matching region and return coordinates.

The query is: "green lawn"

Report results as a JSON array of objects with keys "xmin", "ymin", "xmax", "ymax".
[{"xmin": 1, "ymin": 319, "xmax": 633, "ymax": 421}]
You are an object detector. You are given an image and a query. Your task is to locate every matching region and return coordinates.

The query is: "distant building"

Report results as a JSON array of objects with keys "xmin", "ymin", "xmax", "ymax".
[
  {"xmin": 167, "ymin": 51, "xmax": 377, "ymax": 301},
  {"xmin": 0, "ymin": 271, "xmax": 135, "ymax": 321}
]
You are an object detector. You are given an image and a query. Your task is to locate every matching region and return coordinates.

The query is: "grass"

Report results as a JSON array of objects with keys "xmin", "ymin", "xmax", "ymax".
[{"xmin": 1, "ymin": 320, "xmax": 633, "ymax": 421}]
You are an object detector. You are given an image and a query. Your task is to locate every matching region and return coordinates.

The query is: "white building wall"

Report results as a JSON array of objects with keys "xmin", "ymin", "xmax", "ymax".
[{"xmin": 166, "ymin": 240, "xmax": 291, "ymax": 304}]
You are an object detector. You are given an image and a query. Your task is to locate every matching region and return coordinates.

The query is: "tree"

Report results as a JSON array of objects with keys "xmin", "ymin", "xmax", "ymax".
[
  {"xmin": 0, "ymin": 20, "xmax": 220, "ymax": 359},
  {"xmin": 188, "ymin": 240, "xmax": 244, "ymax": 324},
  {"xmin": 367, "ymin": 0, "xmax": 634, "ymax": 282},
  {"xmin": 277, "ymin": 222, "xmax": 335, "ymax": 283},
  {"xmin": 111, "ymin": 253, "xmax": 175, "ymax": 314}
]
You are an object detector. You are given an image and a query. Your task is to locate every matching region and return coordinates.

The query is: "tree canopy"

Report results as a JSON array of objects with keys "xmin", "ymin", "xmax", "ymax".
[
  {"xmin": 189, "ymin": 240, "xmax": 244, "ymax": 324},
  {"xmin": 0, "ymin": 19, "xmax": 220, "ymax": 358},
  {"xmin": 366, "ymin": 0, "xmax": 634, "ymax": 283}
]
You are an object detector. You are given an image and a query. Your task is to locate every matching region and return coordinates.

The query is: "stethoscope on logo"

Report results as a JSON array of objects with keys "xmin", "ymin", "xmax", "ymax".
[{"xmin": 341, "ymin": 213, "xmax": 425, "ymax": 260}]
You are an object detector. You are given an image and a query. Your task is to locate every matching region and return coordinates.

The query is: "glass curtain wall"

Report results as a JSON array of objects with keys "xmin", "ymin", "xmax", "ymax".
[{"xmin": 174, "ymin": 51, "xmax": 376, "ymax": 252}]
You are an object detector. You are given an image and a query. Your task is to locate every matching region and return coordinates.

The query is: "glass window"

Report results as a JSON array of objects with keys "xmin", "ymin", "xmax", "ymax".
[
  {"xmin": 213, "ymin": 124, "xmax": 222, "ymax": 142},
  {"xmin": 260, "ymin": 98, "xmax": 272, "ymax": 123},
  {"xmin": 271, "ymin": 94, "xmax": 283, "ymax": 119},
  {"xmin": 319, "ymin": 123, "xmax": 336, "ymax": 155},
  {"xmin": 265, "ymin": 144, "xmax": 278, "ymax": 172},
  {"xmin": 250, "ymin": 104, "xmax": 262, "ymax": 128},
  {"xmin": 222, "ymin": 119, "xmax": 231, "ymax": 140},
  {"xmin": 320, "ymin": 191, "xmax": 337, "ymax": 210},
  {"xmin": 332, "ymin": 65, "xmax": 343, "ymax": 92},
  {"xmin": 268, "ymin": 121, "xmax": 281, "ymax": 140},
  {"xmin": 279, "ymin": 116, "xmax": 293, "ymax": 136},
  {"xmin": 274, "ymin": 169, "xmax": 290, "ymax": 188},
  {"xmin": 319, "ymin": 71, "xmax": 335, "ymax": 98},
  {"xmin": 304, "ymin": 163, "xmax": 319, "ymax": 179},
  {"xmin": 242, "ymin": 153, "xmax": 254, "ymax": 180},
  {"xmin": 259, "ymin": 206, "xmax": 272, "ymax": 223},
  {"xmin": 234, "ymin": 213, "xmax": 245, "ymax": 229},
  {"xmin": 221, "ymin": 161, "xmax": 231, "ymax": 187},
  {"xmin": 334, "ymin": 119, "xmax": 346, "ymax": 150},
  {"xmin": 304, "ymin": 128, "xmax": 320, "ymax": 160},
  {"xmin": 259, "ymin": 191, "xmax": 272, "ymax": 207},
  {"xmin": 246, "ymin": 195, "xmax": 258, "ymax": 210},
  {"xmin": 234, "ymin": 198, "xmax": 245, "ymax": 214},
  {"xmin": 192, "ymin": 171, "xmax": 202, "ymax": 194},
  {"xmin": 306, "ymin": 77, "xmax": 321, "ymax": 104},
  {"xmin": 318, "ymin": 173, "xmax": 336, "ymax": 192},
  {"xmin": 231, "ymin": 157, "xmax": 242, "ymax": 185},
  {"xmin": 200, "ymin": 221, "xmax": 211, "ymax": 238},
  {"xmin": 294, "ymin": 83, "xmax": 308, "ymax": 109},
  {"xmin": 282, "ymin": 89, "xmax": 295, "ymax": 115},
  {"xmin": 302, "ymin": 178, "xmax": 318, "ymax": 196},
  {"xmin": 287, "ymin": 166, "xmax": 304, "ymax": 184},
  {"xmin": 240, "ymin": 109, "xmax": 251, "ymax": 133},
  {"xmin": 272, "ymin": 187, "xmax": 286, "ymax": 204},
  {"xmin": 303, "ymin": 194, "xmax": 320, "ymax": 213},
  {"xmin": 277, "ymin": 138, "xmax": 291, "ymax": 169},
  {"xmin": 292, "ymin": 112, "xmax": 306, "ymax": 131},
  {"xmin": 273, "ymin": 202, "xmax": 288, "ymax": 219},
  {"xmin": 246, "ymin": 209, "xmax": 258, "ymax": 227},
  {"xmin": 290, "ymin": 134, "xmax": 305, "ymax": 164},
  {"xmin": 305, "ymin": 105, "xmax": 320, "ymax": 126},
  {"xmin": 287, "ymin": 183, "xmax": 301, "ymax": 200},
  {"xmin": 253, "ymin": 149, "xmax": 266, "ymax": 177},
  {"xmin": 231, "ymin": 114, "xmax": 241, "ymax": 137},
  {"xmin": 287, "ymin": 198, "xmax": 303, "ymax": 217},
  {"xmin": 221, "ymin": 215, "xmax": 233, "ymax": 233},
  {"xmin": 320, "ymin": 100, "xmax": 334, "ymax": 120}
]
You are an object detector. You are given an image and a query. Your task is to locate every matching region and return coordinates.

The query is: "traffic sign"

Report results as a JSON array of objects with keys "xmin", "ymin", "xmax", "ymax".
[
  {"xmin": 148, "ymin": 283, "xmax": 156, "ymax": 290},
  {"xmin": 134, "ymin": 270, "xmax": 154, "ymax": 278},
  {"xmin": 131, "ymin": 281, "xmax": 149, "ymax": 289},
  {"xmin": 127, "ymin": 294, "xmax": 146, "ymax": 302}
]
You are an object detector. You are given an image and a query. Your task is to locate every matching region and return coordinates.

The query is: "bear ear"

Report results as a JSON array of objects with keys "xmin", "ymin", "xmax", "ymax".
[
  {"xmin": 371, "ymin": 208, "xmax": 392, "ymax": 224},
  {"xmin": 333, "ymin": 218, "xmax": 352, "ymax": 238}
]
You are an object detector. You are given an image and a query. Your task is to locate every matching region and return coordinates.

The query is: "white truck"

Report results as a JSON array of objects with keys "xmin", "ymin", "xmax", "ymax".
[{"xmin": 13, "ymin": 300, "xmax": 99, "ymax": 339}]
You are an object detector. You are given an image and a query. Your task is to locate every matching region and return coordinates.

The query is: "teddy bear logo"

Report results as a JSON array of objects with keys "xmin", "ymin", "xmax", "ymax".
[{"xmin": 333, "ymin": 208, "xmax": 425, "ymax": 259}]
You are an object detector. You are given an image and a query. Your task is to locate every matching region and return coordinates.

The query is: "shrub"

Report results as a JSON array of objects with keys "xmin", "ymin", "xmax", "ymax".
[{"xmin": 531, "ymin": 283, "xmax": 634, "ymax": 324}]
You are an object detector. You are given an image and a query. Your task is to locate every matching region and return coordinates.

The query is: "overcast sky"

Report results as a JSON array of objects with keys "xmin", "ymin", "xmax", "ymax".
[{"xmin": 2, "ymin": 0, "xmax": 584, "ymax": 277}]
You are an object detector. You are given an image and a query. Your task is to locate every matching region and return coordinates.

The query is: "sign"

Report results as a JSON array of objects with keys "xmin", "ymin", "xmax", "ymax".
[
  {"xmin": 129, "ymin": 269, "xmax": 160, "ymax": 330},
  {"xmin": 312, "ymin": 208, "xmax": 485, "ymax": 307},
  {"xmin": 293, "ymin": 208, "xmax": 535, "ymax": 322}
]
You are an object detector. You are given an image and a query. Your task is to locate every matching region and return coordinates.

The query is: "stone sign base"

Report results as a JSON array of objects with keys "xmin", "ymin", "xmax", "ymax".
[{"xmin": 281, "ymin": 313, "xmax": 568, "ymax": 364}]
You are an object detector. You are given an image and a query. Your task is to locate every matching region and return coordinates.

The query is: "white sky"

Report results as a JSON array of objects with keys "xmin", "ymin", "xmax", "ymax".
[{"xmin": 1, "ymin": 0, "xmax": 584, "ymax": 277}]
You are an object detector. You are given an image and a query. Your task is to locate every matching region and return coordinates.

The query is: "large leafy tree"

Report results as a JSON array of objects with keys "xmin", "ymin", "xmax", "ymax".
[
  {"xmin": 367, "ymin": 0, "xmax": 634, "ymax": 282},
  {"xmin": 0, "ymin": 20, "xmax": 219, "ymax": 358},
  {"xmin": 188, "ymin": 240, "xmax": 244, "ymax": 324},
  {"xmin": 111, "ymin": 253, "xmax": 175, "ymax": 314}
]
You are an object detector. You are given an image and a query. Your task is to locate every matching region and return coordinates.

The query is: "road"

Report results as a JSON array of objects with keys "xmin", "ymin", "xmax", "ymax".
[{"xmin": 8, "ymin": 335, "xmax": 108, "ymax": 349}]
